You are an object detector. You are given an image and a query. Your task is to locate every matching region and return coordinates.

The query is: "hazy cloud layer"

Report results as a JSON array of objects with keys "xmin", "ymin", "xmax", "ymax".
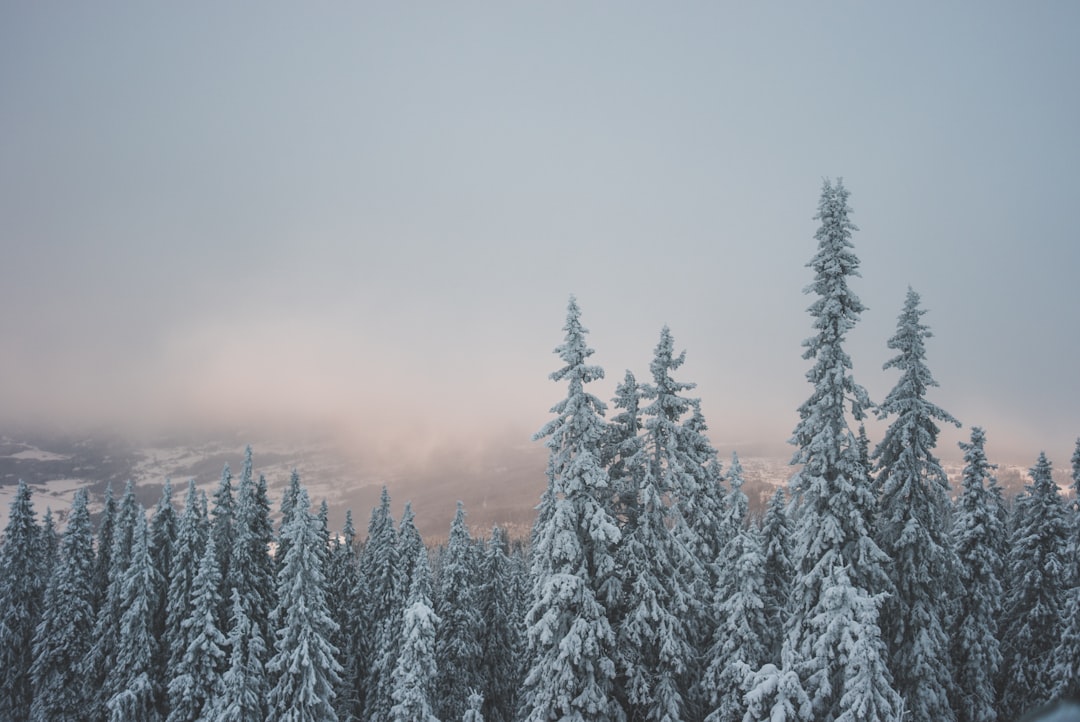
[{"xmin": 2, "ymin": 1, "xmax": 1078, "ymax": 492}]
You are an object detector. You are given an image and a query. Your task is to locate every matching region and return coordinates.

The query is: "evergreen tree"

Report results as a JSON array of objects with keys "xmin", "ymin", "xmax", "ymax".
[
  {"xmin": 228, "ymin": 448, "xmax": 276, "ymax": 662},
  {"xmin": 87, "ymin": 478, "xmax": 143, "ymax": 717},
  {"xmin": 0, "ymin": 479, "xmax": 44, "ymax": 720},
  {"xmin": 520, "ymin": 296, "xmax": 624, "ymax": 722},
  {"xmin": 39, "ymin": 506, "xmax": 59, "ymax": 578},
  {"xmin": 1053, "ymin": 438, "xmax": 1080, "ymax": 699},
  {"xmin": 999, "ymin": 453, "xmax": 1071, "ymax": 718},
  {"xmin": 105, "ymin": 512, "xmax": 162, "ymax": 722},
  {"xmin": 617, "ymin": 326, "xmax": 703, "ymax": 722},
  {"xmin": 435, "ymin": 502, "xmax": 485, "ymax": 722},
  {"xmin": 211, "ymin": 463, "xmax": 236, "ymax": 615},
  {"xmin": 872, "ymin": 287, "xmax": 960, "ymax": 722},
  {"xmin": 606, "ymin": 370, "xmax": 645, "ymax": 533},
  {"xmin": 167, "ymin": 535, "xmax": 228, "ymax": 722},
  {"xmin": 477, "ymin": 527, "xmax": 523, "ymax": 722},
  {"xmin": 702, "ymin": 525, "xmax": 769, "ymax": 722},
  {"xmin": 359, "ymin": 486, "xmax": 403, "ymax": 722},
  {"xmin": 267, "ymin": 487, "xmax": 342, "ymax": 722},
  {"xmin": 390, "ymin": 547, "xmax": 440, "ymax": 722},
  {"xmin": 276, "ymin": 469, "xmax": 303, "ymax": 577},
  {"xmin": 150, "ymin": 480, "xmax": 178, "ymax": 717},
  {"xmin": 30, "ymin": 488, "xmax": 96, "ymax": 722},
  {"xmin": 760, "ymin": 487, "xmax": 792, "ymax": 661},
  {"xmin": 950, "ymin": 427, "xmax": 1004, "ymax": 722},
  {"xmin": 206, "ymin": 587, "xmax": 268, "ymax": 722},
  {"xmin": 785, "ymin": 179, "xmax": 900, "ymax": 721},
  {"xmin": 165, "ymin": 481, "xmax": 209, "ymax": 699},
  {"xmin": 92, "ymin": 483, "xmax": 118, "ymax": 610},
  {"xmin": 328, "ymin": 510, "xmax": 361, "ymax": 722}
]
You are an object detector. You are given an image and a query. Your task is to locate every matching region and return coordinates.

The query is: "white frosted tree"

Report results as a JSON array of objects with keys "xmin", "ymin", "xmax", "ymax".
[
  {"xmin": 950, "ymin": 427, "xmax": 1004, "ymax": 722},
  {"xmin": 359, "ymin": 486, "xmax": 402, "ymax": 722},
  {"xmin": 390, "ymin": 547, "xmax": 440, "ymax": 722},
  {"xmin": 1053, "ymin": 438, "xmax": 1080, "ymax": 699},
  {"xmin": 31, "ymin": 488, "xmax": 95, "ymax": 722},
  {"xmin": 167, "ymin": 535, "xmax": 227, "ymax": 722},
  {"xmin": 165, "ymin": 482, "xmax": 209, "ymax": 702},
  {"xmin": 520, "ymin": 296, "xmax": 624, "ymax": 722},
  {"xmin": 702, "ymin": 525, "xmax": 769, "ymax": 722},
  {"xmin": 150, "ymin": 480, "xmax": 178, "ymax": 717},
  {"xmin": 435, "ymin": 502, "xmax": 485, "ymax": 722},
  {"xmin": 785, "ymin": 179, "xmax": 900, "ymax": 721},
  {"xmin": 106, "ymin": 512, "xmax": 162, "ymax": 722},
  {"xmin": 999, "ymin": 453, "xmax": 1070, "ymax": 718},
  {"xmin": 208, "ymin": 587, "xmax": 269, "ymax": 722},
  {"xmin": 267, "ymin": 487, "xmax": 342, "ymax": 722},
  {"xmin": 477, "ymin": 526, "xmax": 523, "ymax": 722},
  {"xmin": 83, "ymin": 479, "xmax": 143, "ymax": 718},
  {"xmin": 760, "ymin": 487, "xmax": 792, "ymax": 662},
  {"xmin": 0, "ymin": 479, "xmax": 44, "ymax": 720},
  {"xmin": 872, "ymin": 287, "xmax": 960, "ymax": 722}
]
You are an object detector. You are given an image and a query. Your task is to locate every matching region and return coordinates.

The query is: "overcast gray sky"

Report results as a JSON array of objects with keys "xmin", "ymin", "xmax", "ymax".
[{"xmin": 2, "ymin": 2, "xmax": 1078, "ymax": 480}]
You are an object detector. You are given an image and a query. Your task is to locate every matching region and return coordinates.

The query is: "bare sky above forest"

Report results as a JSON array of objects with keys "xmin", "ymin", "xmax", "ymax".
[{"xmin": 2, "ymin": 2, "xmax": 1078, "ymax": 495}]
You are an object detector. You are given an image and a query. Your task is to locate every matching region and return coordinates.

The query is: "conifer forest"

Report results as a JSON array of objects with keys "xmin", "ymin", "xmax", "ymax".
[{"xmin": 3, "ymin": 180, "xmax": 1080, "ymax": 722}]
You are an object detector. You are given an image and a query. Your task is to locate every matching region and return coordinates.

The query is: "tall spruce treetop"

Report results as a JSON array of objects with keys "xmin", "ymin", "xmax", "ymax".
[
  {"xmin": 999, "ymin": 452, "xmax": 1071, "ymax": 718},
  {"xmin": 0, "ymin": 480, "xmax": 44, "ymax": 721},
  {"xmin": 785, "ymin": 179, "xmax": 899, "ymax": 721},
  {"xmin": 521, "ymin": 296, "xmax": 623, "ymax": 722},
  {"xmin": 873, "ymin": 287, "xmax": 960, "ymax": 722},
  {"xmin": 30, "ymin": 488, "xmax": 96, "ymax": 722},
  {"xmin": 267, "ymin": 487, "xmax": 342, "ymax": 722},
  {"xmin": 951, "ymin": 427, "xmax": 1004, "ymax": 722}
]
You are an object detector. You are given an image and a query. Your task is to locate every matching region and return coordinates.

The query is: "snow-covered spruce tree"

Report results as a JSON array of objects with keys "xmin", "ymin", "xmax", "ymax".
[
  {"xmin": 86, "ymin": 479, "xmax": 143, "ymax": 719},
  {"xmin": 872, "ymin": 287, "xmax": 960, "ymax": 722},
  {"xmin": 276, "ymin": 469, "xmax": 303, "ymax": 577},
  {"xmin": 210, "ymin": 463, "xmax": 236, "ymax": 620},
  {"xmin": 760, "ymin": 487, "xmax": 792, "ymax": 662},
  {"xmin": 228, "ymin": 449, "xmax": 276, "ymax": 680},
  {"xmin": 0, "ymin": 480, "xmax": 44, "ymax": 720},
  {"xmin": 681, "ymin": 401, "xmax": 729, "ymax": 718},
  {"xmin": 328, "ymin": 510, "xmax": 361, "ymax": 722},
  {"xmin": 950, "ymin": 427, "xmax": 1005, "ymax": 722},
  {"xmin": 354, "ymin": 487, "xmax": 401, "ymax": 716},
  {"xmin": 520, "ymin": 296, "xmax": 624, "ymax": 722},
  {"xmin": 105, "ymin": 511, "xmax": 163, "ymax": 722},
  {"xmin": 606, "ymin": 370, "xmax": 645, "ymax": 533},
  {"xmin": 617, "ymin": 326, "xmax": 701, "ymax": 722},
  {"xmin": 165, "ymin": 481, "xmax": 209, "ymax": 702},
  {"xmin": 701, "ymin": 524, "xmax": 769, "ymax": 722},
  {"xmin": 40, "ymin": 506, "xmax": 58, "ymax": 578},
  {"xmin": 1053, "ymin": 438, "xmax": 1080, "ymax": 700},
  {"xmin": 92, "ymin": 483, "xmax": 118, "ymax": 609},
  {"xmin": 784, "ymin": 179, "xmax": 901, "ymax": 721},
  {"xmin": 167, "ymin": 535, "xmax": 228, "ymax": 722},
  {"xmin": 359, "ymin": 487, "xmax": 404, "ymax": 722},
  {"xmin": 149, "ymin": 480, "xmax": 178, "ymax": 718},
  {"xmin": 999, "ymin": 452, "xmax": 1071, "ymax": 718},
  {"xmin": 267, "ymin": 486, "xmax": 342, "ymax": 722},
  {"xmin": 369, "ymin": 502, "xmax": 427, "ymax": 722},
  {"xmin": 207, "ymin": 587, "xmax": 269, "ymax": 722},
  {"xmin": 390, "ymin": 546, "xmax": 440, "ymax": 722},
  {"xmin": 435, "ymin": 502, "xmax": 485, "ymax": 722},
  {"xmin": 30, "ymin": 488, "xmax": 96, "ymax": 722},
  {"xmin": 477, "ymin": 526, "xmax": 524, "ymax": 722}
]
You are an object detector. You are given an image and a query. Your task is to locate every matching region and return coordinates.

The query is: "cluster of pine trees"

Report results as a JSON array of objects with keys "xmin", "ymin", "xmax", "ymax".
[{"xmin": 2, "ymin": 179, "xmax": 1079, "ymax": 722}]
